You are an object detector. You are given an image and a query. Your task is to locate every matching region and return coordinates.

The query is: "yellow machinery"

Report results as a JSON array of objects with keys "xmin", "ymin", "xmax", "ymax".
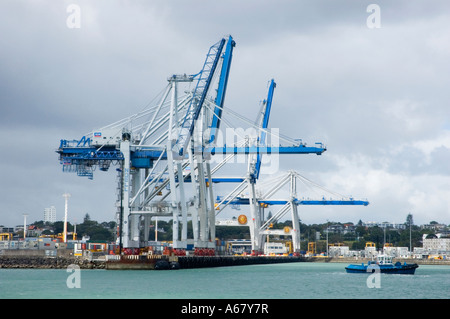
[
  {"xmin": 365, "ymin": 241, "xmax": 376, "ymax": 248},
  {"xmin": 39, "ymin": 232, "xmax": 77, "ymax": 242},
  {"xmin": 307, "ymin": 242, "xmax": 316, "ymax": 255},
  {"xmin": 285, "ymin": 241, "xmax": 293, "ymax": 255},
  {"xmin": 0, "ymin": 233, "xmax": 12, "ymax": 240}
]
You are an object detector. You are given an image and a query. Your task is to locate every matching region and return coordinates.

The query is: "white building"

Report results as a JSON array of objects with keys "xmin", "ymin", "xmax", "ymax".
[
  {"xmin": 44, "ymin": 206, "xmax": 56, "ymax": 223},
  {"xmin": 383, "ymin": 246, "xmax": 410, "ymax": 258},
  {"xmin": 362, "ymin": 221, "xmax": 406, "ymax": 230},
  {"xmin": 423, "ymin": 238, "xmax": 450, "ymax": 253},
  {"xmin": 364, "ymin": 242, "xmax": 378, "ymax": 258},
  {"xmin": 264, "ymin": 242, "xmax": 288, "ymax": 255},
  {"xmin": 328, "ymin": 245, "xmax": 350, "ymax": 257}
]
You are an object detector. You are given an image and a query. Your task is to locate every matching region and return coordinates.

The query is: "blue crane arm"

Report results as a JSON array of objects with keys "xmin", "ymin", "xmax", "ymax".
[
  {"xmin": 216, "ymin": 196, "xmax": 369, "ymax": 206},
  {"xmin": 295, "ymin": 199, "xmax": 369, "ymax": 206},
  {"xmin": 254, "ymin": 79, "xmax": 276, "ymax": 180},
  {"xmin": 209, "ymin": 36, "xmax": 235, "ymax": 144},
  {"xmin": 57, "ymin": 143, "xmax": 325, "ymax": 163},
  {"xmin": 208, "ymin": 144, "xmax": 326, "ymax": 155},
  {"xmin": 177, "ymin": 38, "xmax": 226, "ymax": 156},
  {"xmin": 260, "ymin": 79, "xmax": 275, "ymax": 145},
  {"xmin": 131, "ymin": 144, "xmax": 326, "ymax": 162}
]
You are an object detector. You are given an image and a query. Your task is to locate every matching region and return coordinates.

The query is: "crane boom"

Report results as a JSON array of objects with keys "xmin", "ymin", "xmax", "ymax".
[
  {"xmin": 215, "ymin": 197, "xmax": 369, "ymax": 206},
  {"xmin": 175, "ymin": 38, "xmax": 226, "ymax": 157},
  {"xmin": 254, "ymin": 79, "xmax": 276, "ymax": 180},
  {"xmin": 209, "ymin": 36, "xmax": 235, "ymax": 144}
]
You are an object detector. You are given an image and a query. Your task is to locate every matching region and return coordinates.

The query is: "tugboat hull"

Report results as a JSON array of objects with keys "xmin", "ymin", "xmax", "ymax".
[{"xmin": 345, "ymin": 262, "xmax": 418, "ymax": 275}]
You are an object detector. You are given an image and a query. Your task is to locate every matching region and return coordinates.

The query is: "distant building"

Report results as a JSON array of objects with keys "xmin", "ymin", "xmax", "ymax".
[
  {"xmin": 327, "ymin": 224, "xmax": 356, "ymax": 235},
  {"xmin": 423, "ymin": 238, "xmax": 450, "ymax": 253},
  {"xmin": 0, "ymin": 226, "xmax": 14, "ymax": 233},
  {"xmin": 421, "ymin": 223, "xmax": 447, "ymax": 232},
  {"xmin": 364, "ymin": 241, "xmax": 378, "ymax": 258},
  {"xmin": 362, "ymin": 221, "xmax": 406, "ymax": 230},
  {"xmin": 44, "ymin": 206, "xmax": 56, "ymax": 223},
  {"xmin": 328, "ymin": 244, "xmax": 350, "ymax": 257},
  {"xmin": 383, "ymin": 245, "xmax": 410, "ymax": 258}
]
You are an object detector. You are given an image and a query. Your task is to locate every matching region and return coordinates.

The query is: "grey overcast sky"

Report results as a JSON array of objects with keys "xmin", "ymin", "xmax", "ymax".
[{"xmin": 1, "ymin": 0, "xmax": 449, "ymax": 227}]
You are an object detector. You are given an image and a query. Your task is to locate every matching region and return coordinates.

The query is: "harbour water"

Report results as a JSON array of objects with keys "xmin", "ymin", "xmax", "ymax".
[{"xmin": 0, "ymin": 262, "xmax": 449, "ymax": 299}]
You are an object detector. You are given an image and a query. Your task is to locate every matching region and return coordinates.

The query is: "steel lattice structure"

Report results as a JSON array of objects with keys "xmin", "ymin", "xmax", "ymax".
[{"xmin": 57, "ymin": 35, "xmax": 366, "ymax": 255}]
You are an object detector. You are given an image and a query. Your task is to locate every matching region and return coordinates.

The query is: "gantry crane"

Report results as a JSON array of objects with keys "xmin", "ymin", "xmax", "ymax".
[
  {"xmin": 56, "ymin": 35, "xmax": 327, "ymax": 255},
  {"xmin": 213, "ymin": 80, "xmax": 369, "ymax": 255},
  {"xmin": 215, "ymin": 170, "xmax": 369, "ymax": 254}
]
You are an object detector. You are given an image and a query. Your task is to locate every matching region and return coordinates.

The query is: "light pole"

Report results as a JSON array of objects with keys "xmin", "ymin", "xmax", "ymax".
[
  {"xmin": 326, "ymin": 220, "xmax": 329, "ymax": 257},
  {"xmin": 23, "ymin": 214, "xmax": 28, "ymax": 239},
  {"xmin": 62, "ymin": 193, "xmax": 71, "ymax": 243},
  {"xmin": 409, "ymin": 219, "xmax": 412, "ymax": 254}
]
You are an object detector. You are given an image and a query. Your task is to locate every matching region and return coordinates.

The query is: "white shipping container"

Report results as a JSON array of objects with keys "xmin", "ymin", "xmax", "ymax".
[{"xmin": 92, "ymin": 128, "xmax": 123, "ymax": 146}]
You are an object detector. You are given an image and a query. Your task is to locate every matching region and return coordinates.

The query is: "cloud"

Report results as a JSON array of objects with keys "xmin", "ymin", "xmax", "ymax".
[{"xmin": 0, "ymin": 0, "xmax": 449, "ymax": 227}]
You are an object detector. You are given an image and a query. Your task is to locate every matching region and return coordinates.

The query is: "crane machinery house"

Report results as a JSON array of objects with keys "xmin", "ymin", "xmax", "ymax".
[{"xmin": 92, "ymin": 128, "xmax": 123, "ymax": 146}]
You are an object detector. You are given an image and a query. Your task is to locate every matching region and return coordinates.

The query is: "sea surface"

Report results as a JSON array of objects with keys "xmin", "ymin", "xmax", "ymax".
[{"xmin": 0, "ymin": 262, "xmax": 449, "ymax": 299}]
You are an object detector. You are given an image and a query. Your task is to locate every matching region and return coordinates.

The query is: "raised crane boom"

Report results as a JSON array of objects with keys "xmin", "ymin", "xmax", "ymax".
[
  {"xmin": 254, "ymin": 79, "xmax": 275, "ymax": 181},
  {"xmin": 209, "ymin": 36, "xmax": 235, "ymax": 145},
  {"xmin": 175, "ymin": 38, "xmax": 226, "ymax": 157}
]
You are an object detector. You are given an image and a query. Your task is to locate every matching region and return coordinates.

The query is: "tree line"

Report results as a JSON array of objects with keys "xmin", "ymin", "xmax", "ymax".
[
  {"xmin": 31, "ymin": 213, "xmax": 446, "ymax": 251},
  {"xmin": 32, "ymin": 213, "xmax": 116, "ymax": 242}
]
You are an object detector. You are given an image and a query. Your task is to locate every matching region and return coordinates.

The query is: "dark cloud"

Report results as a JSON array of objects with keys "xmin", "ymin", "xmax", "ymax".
[{"xmin": 0, "ymin": 0, "xmax": 450, "ymax": 226}]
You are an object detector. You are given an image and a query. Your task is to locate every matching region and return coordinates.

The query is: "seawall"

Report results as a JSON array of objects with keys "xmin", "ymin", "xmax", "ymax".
[
  {"xmin": 177, "ymin": 255, "xmax": 308, "ymax": 269},
  {"xmin": 0, "ymin": 256, "xmax": 105, "ymax": 269},
  {"xmin": 1, "ymin": 254, "xmax": 449, "ymax": 269},
  {"xmin": 105, "ymin": 255, "xmax": 309, "ymax": 270},
  {"xmin": 0, "ymin": 253, "xmax": 309, "ymax": 270}
]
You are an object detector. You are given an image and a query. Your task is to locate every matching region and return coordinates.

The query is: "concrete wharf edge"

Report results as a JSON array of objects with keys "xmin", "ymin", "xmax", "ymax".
[
  {"xmin": 1, "ymin": 255, "xmax": 449, "ymax": 270},
  {"xmin": 177, "ymin": 255, "xmax": 309, "ymax": 269}
]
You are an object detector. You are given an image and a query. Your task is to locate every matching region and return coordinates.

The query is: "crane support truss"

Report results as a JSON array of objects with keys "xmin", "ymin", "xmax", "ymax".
[{"xmin": 215, "ymin": 170, "xmax": 369, "ymax": 254}]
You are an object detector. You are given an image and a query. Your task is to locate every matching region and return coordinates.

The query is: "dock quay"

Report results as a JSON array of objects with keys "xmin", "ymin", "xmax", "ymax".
[
  {"xmin": 177, "ymin": 255, "xmax": 308, "ymax": 269},
  {"xmin": 105, "ymin": 255, "xmax": 450, "ymax": 269},
  {"xmin": 1, "ymin": 253, "xmax": 449, "ymax": 269},
  {"xmin": 105, "ymin": 255, "xmax": 309, "ymax": 270},
  {"xmin": 0, "ymin": 253, "xmax": 309, "ymax": 270}
]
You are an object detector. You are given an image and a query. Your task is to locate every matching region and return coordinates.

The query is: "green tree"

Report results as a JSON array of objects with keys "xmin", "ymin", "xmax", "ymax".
[
  {"xmin": 76, "ymin": 215, "xmax": 114, "ymax": 242},
  {"xmin": 405, "ymin": 213, "xmax": 414, "ymax": 226},
  {"xmin": 365, "ymin": 226, "xmax": 384, "ymax": 249}
]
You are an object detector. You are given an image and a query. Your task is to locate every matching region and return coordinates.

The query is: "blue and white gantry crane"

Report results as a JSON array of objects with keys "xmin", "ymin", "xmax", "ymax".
[
  {"xmin": 56, "ymin": 35, "xmax": 349, "ymax": 256},
  {"xmin": 215, "ymin": 170, "xmax": 369, "ymax": 255},
  {"xmin": 212, "ymin": 80, "xmax": 369, "ymax": 255}
]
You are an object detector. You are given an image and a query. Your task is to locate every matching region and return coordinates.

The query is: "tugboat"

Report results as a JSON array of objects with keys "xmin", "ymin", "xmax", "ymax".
[{"xmin": 345, "ymin": 255, "xmax": 418, "ymax": 274}]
